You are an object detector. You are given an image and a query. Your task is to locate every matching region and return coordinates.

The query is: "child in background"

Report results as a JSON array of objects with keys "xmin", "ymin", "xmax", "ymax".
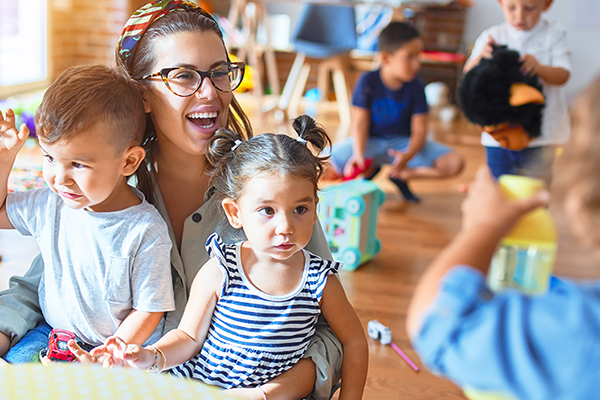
[
  {"xmin": 0, "ymin": 64, "xmax": 175, "ymax": 363},
  {"xmin": 328, "ymin": 21, "xmax": 464, "ymax": 203},
  {"xmin": 92, "ymin": 115, "xmax": 368, "ymax": 400},
  {"xmin": 463, "ymin": 0, "xmax": 571, "ymax": 183},
  {"xmin": 406, "ymin": 75, "xmax": 600, "ymax": 400}
]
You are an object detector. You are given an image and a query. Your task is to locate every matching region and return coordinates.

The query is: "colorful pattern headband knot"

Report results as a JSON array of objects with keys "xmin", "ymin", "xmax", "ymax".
[{"xmin": 117, "ymin": 0, "xmax": 216, "ymax": 69}]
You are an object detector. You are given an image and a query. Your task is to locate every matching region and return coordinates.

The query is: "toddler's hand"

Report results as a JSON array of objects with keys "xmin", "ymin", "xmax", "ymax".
[
  {"xmin": 343, "ymin": 154, "xmax": 366, "ymax": 178},
  {"xmin": 481, "ymin": 36, "xmax": 497, "ymax": 59},
  {"xmin": 0, "ymin": 109, "xmax": 29, "ymax": 160},
  {"xmin": 387, "ymin": 149, "xmax": 409, "ymax": 179},
  {"xmin": 520, "ymin": 54, "xmax": 540, "ymax": 76},
  {"xmin": 92, "ymin": 336, "xmax": 152, "ymax": 370},
  {"xmin": 461, "ymin": 166, "xmax": 550, "ymax": 236}
]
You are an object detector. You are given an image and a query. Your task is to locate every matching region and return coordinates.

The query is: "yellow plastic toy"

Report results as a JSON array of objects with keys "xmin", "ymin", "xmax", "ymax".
[{"xmin": 487, "ymin": 174, "xmax": 557, "ymax": 295}]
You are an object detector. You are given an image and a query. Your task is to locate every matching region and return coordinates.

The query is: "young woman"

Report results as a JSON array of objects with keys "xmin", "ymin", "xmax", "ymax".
[{"xmin": 0, "ymin": 1, "xmax": 343, "ymax": 398}]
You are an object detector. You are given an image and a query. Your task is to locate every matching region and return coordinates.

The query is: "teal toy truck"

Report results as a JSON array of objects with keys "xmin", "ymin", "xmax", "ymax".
[{"xmin": 317, "ymin": 180, "xmax": 385, "ymax": 270}]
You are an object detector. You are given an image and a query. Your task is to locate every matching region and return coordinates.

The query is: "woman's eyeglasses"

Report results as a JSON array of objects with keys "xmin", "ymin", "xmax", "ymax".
[{"xmin": 142, "ymin": 62, "xmax": 245, "ymax": 97}]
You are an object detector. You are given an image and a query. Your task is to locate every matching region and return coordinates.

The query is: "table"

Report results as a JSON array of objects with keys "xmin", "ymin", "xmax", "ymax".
[{"xmin": 0, "ymin": 363, "xmax": 238, "ymax": 400}]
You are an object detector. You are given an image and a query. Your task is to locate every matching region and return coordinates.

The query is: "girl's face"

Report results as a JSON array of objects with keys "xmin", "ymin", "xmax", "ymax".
[
  {"xmin": 143, "ymin": 30, "xmax": 233, "ymax": 156},
  {"xmin": 222, "ymin": 173, "xmax": 318, "ymax": 263}
]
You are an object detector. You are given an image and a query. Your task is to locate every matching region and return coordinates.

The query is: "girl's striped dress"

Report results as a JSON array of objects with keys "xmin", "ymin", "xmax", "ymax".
[{"xmin": 169, "ymin": 233, "xmax": 341, "ymax": 389}]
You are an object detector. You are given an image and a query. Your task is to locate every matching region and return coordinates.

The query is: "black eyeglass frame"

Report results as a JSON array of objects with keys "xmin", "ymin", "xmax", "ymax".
[{"xmin": 142, "ymin": 61, "xmax": 245, "ymax": 97}]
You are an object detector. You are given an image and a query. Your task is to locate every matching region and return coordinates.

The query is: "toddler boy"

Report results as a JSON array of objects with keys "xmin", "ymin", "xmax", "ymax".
[
  {"xmin": 0, "ymin": 64, "xmax": 175, "ymax": 363},
  {"xmin": 463, "ymin": 0, "xmax": 571, "ymax": 183}
]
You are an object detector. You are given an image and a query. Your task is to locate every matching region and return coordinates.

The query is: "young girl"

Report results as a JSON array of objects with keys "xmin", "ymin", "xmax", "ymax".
[
  {"xmin": 94, "ymin": 115, "xmax": 369, "ymax": 400},
  {"xmin": 406, "ymin": 75, "xmax": 600, "ymax": 400}
]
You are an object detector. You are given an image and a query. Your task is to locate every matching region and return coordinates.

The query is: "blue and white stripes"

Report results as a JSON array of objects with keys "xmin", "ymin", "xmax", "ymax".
[{"xmin": 169, "ymin": 233, "xmax": 340, "ymax": 388}]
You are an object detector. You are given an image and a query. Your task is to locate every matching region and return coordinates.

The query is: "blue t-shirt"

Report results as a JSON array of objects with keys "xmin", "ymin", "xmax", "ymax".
[
  {"xmin": 352, "ymin": 70, "xmax": 428, "ymax": 139},
  {"xmin": 413, "ymin": 266, "xmax": 600, "ymax": 400}
]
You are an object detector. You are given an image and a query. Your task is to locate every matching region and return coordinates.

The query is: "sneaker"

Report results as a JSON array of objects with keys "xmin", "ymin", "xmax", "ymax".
[{"xmin": 390, "ymin": 177, "xmax": 420, "ymax": 203}]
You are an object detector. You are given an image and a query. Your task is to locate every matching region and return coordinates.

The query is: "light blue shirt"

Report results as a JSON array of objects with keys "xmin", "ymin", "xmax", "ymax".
[{"xmin": 413, "ymin": 266, "xmax": 600, "ymax": 400}]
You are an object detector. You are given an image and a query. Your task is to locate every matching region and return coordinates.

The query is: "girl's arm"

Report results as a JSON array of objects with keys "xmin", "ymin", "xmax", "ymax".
[
  {"xmin": 320, "ymin": 275, "xmax": 369, "ymax": 400},
  {"xmin": 405, "ymin": 166, "xmax": 549, "ymax": 338}
]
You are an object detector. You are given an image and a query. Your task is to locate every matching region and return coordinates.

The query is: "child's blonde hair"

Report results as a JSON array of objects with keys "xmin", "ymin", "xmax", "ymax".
[
  {"xmin": 558, "ymin": 75, "xmax": 600, "ymax": 246},
  {"xmin": 206, "ymin": 115, "xmax": 332, "ymax": 201}
]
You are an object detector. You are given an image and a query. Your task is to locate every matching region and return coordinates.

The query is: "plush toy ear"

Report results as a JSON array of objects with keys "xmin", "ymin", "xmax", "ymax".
[{"xmin": 509, "ymin": 83, "xmax": 545, "ymax": 106}]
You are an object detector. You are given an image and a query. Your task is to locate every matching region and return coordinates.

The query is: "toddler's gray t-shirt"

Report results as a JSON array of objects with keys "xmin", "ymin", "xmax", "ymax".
[{"xmin": 6, "ymin": 187, "xmax": 175, "ymax": 345}]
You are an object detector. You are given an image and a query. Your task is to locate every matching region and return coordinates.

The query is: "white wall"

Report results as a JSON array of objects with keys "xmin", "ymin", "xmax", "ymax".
[{"xmin": 464, "ymin": 0, "xmax": 600, "ymax": 102}]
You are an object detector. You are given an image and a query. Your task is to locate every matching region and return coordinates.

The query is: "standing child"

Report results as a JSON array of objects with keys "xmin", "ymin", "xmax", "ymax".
[
  {"xmin": 406, "ymin": 75, "xmax": 600, "ymax": 400},
  {"xmin": 0, "ymin": 64, "xmax": 175, "ymax": 363},
  {"xmin": 463, "ymin": 0, "xmax": 571, "ymax": 183},
  {"xmin": 92, "ymin": 115, "xmax": 368, "ymax": 400},
  {"xmin": 328, "ymin": 21, "xmax": 464, "ymax": 203}
]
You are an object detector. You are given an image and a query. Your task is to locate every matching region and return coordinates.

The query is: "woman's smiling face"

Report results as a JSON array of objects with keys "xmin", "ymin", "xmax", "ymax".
[{"xmin": 143, "ymin": 30, "xmax": 233, "ymax": 156}]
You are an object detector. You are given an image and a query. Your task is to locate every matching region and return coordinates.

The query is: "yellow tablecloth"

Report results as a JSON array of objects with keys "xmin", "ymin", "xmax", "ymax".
[{"xmin": 0, "ymin": 363, "xmax": 237, "ymax": 400}]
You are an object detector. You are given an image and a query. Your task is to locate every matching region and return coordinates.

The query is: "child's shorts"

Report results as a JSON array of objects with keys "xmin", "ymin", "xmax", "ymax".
[{"xmin": 327, "ymin": 136, "xmax": 453, "ymax": 174}]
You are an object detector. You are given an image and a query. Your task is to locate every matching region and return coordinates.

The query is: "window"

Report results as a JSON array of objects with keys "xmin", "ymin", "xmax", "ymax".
[{"xmin": 0, "ymin": 0, "xmax": 49, "ymax": 97}]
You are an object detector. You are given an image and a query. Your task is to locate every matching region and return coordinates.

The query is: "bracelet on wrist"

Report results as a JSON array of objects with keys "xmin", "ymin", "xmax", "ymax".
[{"xmin": 146, "ymin": 346, "xmax": 166, "ymax": 373}]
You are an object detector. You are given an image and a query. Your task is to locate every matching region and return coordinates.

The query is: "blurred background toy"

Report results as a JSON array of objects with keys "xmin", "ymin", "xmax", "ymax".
[
  {"xmin": 317, "ymin": 180, "xmax": 385, "ymax": 270},
  {"xmin": 368, "ymin": 320, "xmax": 419, "ymax": 372},
  {"xmin": 425, "ymin": 81, "xmax": 458, "ymax": 122},
  {"xmin": 459, "ymin": 45, "xmax": 545, "ymax": 150}
]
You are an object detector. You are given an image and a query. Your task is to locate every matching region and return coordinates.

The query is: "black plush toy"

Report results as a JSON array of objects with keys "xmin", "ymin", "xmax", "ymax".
[{"xmin": 459, "ymin": 45, "xmax": 545, "ymax": 150}]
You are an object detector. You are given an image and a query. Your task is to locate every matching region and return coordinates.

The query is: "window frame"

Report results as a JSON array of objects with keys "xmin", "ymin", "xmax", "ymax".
[{"xmin": 0, "ymin": 0, "xmax": 51, "ymax": 98}]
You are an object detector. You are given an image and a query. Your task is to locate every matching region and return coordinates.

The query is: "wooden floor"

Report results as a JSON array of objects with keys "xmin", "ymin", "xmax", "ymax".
[{"xmin": 1, "ymin": 94, "xmax": 598, "ymax": 399}]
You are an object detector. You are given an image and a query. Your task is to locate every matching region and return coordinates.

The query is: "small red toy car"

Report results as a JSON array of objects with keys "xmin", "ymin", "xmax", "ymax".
[{"xmin": 40, "ymin": 329, "xmax": 84, "ymax": 362}]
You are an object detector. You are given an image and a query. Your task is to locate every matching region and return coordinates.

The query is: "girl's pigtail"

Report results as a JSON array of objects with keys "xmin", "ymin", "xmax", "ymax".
[
  {"xmin": 206, "ymin": 128, "xmax": 244, "ymax": 177},
  {"xmin": 292, "ymin": 114, "xmax": 332, "ymax": 180}
]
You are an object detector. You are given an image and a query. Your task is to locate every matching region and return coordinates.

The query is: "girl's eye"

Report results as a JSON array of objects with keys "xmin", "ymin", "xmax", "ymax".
[
  {"xmin": 259, "ymin": 207, "xmax": 275, "ymax": 216},
  {"xmin": 295, "ymin": 206, "xmax": 309, "ymax": 215}
]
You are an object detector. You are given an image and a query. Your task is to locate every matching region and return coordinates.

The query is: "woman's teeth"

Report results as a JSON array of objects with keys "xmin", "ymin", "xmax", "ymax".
[{"xmin": 187, "ymin": 111, "xmax": 217, "ymax": 128}]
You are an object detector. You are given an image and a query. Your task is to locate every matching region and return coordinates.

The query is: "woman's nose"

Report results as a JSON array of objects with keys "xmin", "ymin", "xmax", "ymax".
[{"xmin": 195, "ymin": 76, "xmax": 218, "ymax": 100}]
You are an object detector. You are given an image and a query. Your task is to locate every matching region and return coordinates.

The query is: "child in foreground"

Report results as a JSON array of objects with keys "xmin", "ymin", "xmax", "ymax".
[
  {"xmin": 406, "ymin": 75, "xmax": 600, "ymax": 399},
  {"xmin": 92, "ymin": 115, "xmax": 368, "ymax": 400},
  {"xmin": 463, "ymin": 0, "xmax": 570, "ymax": 183},
  {"xmin": 327, "ymin": 21, "xmax": 463, "ymax": 202},
  {"xmin": 0, "ymin": 64, "xmax": 174, "ymax": 363}
]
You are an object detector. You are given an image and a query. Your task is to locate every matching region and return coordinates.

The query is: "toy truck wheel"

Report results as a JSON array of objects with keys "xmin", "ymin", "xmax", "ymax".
[
  {"xmin": 342, "ymin": 248, "xmax": 361, "ymax": 269},
  {"xmin": 345, "ymin": 197, "xmax": 365, "ymax": 216}
]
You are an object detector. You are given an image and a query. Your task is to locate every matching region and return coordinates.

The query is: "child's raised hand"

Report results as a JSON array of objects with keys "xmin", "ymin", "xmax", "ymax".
[
  {"xmin": 461, "ymin": 166, "xmax": 550, "ymax": 236},
  {"xmin": 520, "ymin": 54, "xmax": 540, "ymax": 76},
  {"xmin": 0, "ymin": 109, "xmax": 29, "ymax": 159}
]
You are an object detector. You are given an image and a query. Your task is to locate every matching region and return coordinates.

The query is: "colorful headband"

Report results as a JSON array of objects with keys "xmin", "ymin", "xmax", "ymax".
[{"xmin": 117, "ymin": 0, "xmax": 216, "ymax": 69}]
